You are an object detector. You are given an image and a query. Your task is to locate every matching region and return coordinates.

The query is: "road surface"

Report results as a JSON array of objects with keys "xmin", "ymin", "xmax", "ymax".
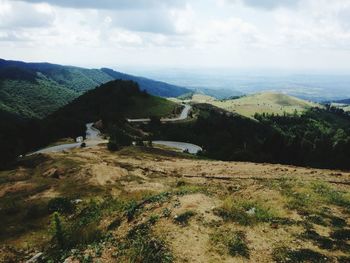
[
  {"xmin": 31, "ymin": 123, "xmax": 106, "ymax": 154},
  {"xmin": 152, "ymin": 141, "xmax": 202, "ymax": 154},
  {"xmin": 127, "ymin": 104, "xmax": 191, "ymax": 123}
]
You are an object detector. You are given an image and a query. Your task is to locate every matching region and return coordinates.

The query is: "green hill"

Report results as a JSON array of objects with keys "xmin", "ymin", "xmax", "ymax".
[
  {"xmin": 192, "ymin": 92, "xmax": 320, "ymax": 118},
  {"xmin": 0, "ymin": 80, "xmax": 179, "ymax": 168},
  {"xmin": 52, "ymin": 79, "xmax": 179, "ymax": 123},
  {"xmin": 0, "ymin": 59, "xmax": 190, "ymax": 119}
]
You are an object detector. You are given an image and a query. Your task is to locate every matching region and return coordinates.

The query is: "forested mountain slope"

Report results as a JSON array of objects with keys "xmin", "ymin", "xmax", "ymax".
[
  {"xmin": 0, "ymin": 59, "xmax": 190, "ymax": 118},
  {"xmin": 0, "ymin": 80, "xmax": 179, "ymax": 168}
]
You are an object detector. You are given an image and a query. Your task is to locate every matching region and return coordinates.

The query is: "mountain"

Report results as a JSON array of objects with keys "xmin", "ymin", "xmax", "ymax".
[
  {"xmin": 333, "ymin": 98, "xmax": 350, "ymax": 104},
  {"xmin": 100, "ymin": 68, "xmax": 190, "ymax": 98},
  {"xmin": 0, "ymin": 80, "xmax": 180, "ymax": 168},
  {"xmin": 191, "ymin": 92, "xmax": 320, "ymax": 118},
  {"xmin": 51, "ymin": 79, "xmax": 179, "ymax": 124},
  {"xmin": 0, "ymin": 59, "xmax": 190, "ymax": 119}
]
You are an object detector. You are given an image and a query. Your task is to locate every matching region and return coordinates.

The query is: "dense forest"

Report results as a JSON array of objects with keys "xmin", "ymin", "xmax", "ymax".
[{"xmin": 145, "ymin": 104, "xmax": 350, "ymax": 169}]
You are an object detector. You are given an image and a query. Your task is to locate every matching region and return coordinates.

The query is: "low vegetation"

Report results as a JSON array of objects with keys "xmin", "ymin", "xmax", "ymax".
[
  {"xmin": 0, "ymin": 146, "xmax": 349, "ymax": 262},
  {"xmin": 214, "ymin": 197, "xmax": 277, "ymax": 225}
]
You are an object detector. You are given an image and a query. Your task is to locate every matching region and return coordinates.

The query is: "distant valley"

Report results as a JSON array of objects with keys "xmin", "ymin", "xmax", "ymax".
[{"xmin": 133, "ymin": 68, "xmax": 350, "ymax": 102}]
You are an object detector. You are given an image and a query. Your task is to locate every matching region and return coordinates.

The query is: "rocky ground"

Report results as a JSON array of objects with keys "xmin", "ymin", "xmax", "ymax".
[{"xmin": 0, "ymin": 144, "xmax": 349, "ymax": 262}]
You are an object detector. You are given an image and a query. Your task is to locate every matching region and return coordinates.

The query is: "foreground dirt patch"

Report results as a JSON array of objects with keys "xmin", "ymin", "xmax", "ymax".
[{"xmin": 0, "ymin": 146, "xmax": 349, "ymax": 262}]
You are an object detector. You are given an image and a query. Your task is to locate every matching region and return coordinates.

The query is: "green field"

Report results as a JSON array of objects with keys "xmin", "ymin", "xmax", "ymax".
[{"xmin": 191, "ymin": 92, "xmax": 320, "ymax": 118}]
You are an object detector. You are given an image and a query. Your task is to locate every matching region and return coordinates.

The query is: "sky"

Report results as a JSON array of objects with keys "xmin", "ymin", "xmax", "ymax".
[{"xmin": 1, "ymin": 0, "xmax": 350, "ymax": 71}]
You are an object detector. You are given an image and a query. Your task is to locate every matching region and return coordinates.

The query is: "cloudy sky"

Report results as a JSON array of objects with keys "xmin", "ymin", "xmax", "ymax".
[{"xmin": 1, "ymin": 0, "xmax": 350, "ymax": 71}]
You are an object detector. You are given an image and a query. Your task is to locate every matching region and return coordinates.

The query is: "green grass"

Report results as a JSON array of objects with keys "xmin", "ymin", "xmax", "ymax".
[
  {"xmin": 214, "ymin": 197, "xmax": 277, "ymax": 225},
  {"xmin": 117, "ymin": 222, "xmax": 173, "ymax": 263},
  {"xmin": 273, "ymin": 179, "xmax": 350, "ymax": 214},
  {"xmin": 311, "ymin": 182, "xmax": 350, "ymax": 211},
  {"xmin": 127, "ymin": 96, "xmax": 179, "ymax": 118}
]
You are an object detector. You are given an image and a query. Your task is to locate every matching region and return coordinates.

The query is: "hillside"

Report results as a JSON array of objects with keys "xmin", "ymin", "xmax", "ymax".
[
  {"xmin": 0, "ymin": 80, "xmax": 180, "ymax": 168},
  {"xmin": 0, "ymin": 59, "xmax": 190, "ymax": 119},
  {"xmin": 1, "ymin": 146, "xmax": 349, "ymax": 262},
  {"xmin": 191, "ymin": 92, "xmax": 320, "ymax": 118}
]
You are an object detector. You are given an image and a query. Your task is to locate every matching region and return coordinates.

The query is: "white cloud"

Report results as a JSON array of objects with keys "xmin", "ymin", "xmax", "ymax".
[
  {"xmin": 0, "ymin": 0, "xmax": 55, "ymax": 29},
  {"xmin": 13, "ymin": 0, "xmax": 186, "ymax": 10},
  {"xmin": 1, "ymin": 0, "xmax": 350, "ymax": 70}
]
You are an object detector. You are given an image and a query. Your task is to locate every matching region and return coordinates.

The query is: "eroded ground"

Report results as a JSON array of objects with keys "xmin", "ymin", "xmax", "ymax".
[{"xmin": 0, "ymin": 145, "xmax": 349, "ymax": 262}]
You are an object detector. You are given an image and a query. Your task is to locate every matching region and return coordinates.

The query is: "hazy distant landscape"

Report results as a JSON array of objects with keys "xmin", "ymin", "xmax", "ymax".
[{"xmin": 129, "ymin": 68, "xmax": 350, "ymax": 102}]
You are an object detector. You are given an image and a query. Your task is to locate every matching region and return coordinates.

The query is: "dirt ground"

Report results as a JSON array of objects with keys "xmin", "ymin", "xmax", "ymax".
[{"xmin": 0, "ymin": 144, "xmax": 349, "ymax": 262}]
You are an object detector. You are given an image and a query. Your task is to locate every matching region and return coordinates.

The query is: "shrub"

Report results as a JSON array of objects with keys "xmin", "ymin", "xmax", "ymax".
[
  {"xmin": 227, "ymin": 231, "xmax": 250, "ymax": 258},
  {"xmin": 123, "ymin": 223, "xmax": 173, "ymax": 263},
  {"xmin": 50, "ymin": 212, "xmax": 65, "ymax": 249},
  {"xmin": 124, "ymin": 200, "xmax": 139, "ymax": 222},
  {"xmin": 174, "ymin": 211, "xmax": 196, "ymax": 226}
]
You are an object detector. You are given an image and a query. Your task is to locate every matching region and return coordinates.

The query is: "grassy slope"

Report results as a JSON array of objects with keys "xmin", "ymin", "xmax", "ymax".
[
  {"xmin": 0, "ymin": 146, "xmax": 349, "ymax": 262},
  {"xmin": 127, "ymin": 96, "xmax": 178, "ymax": 118},
  {"xmin": 192, "ymin": 92, "xmax": 320, "ymax": 118}
]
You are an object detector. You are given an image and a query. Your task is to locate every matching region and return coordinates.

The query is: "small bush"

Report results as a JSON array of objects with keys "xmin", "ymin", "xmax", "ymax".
[
  {"xmin": 122, "ymin": 222, "xmax": 173, "ymax": 263},
  {"xmin": 210, "ymin": 229, "xmax": 249, "ymax": 258},
  {"xmin": 149, "ymin": 214, "xmax": 160, "ymax": 225},
  {"xmin": 124, "ymin": 200, "xmax": 139, "ymax": 222},
  {"xmin": 174, "ymin": 211, "xmax": 196, "ymax": 226},
  {"xmin": 227, "ymin": 231, "xmax": 250, "ymax": 258},
  {"xmin": 107, "ymin": 217, "xmax": 122, "ymax": 231},
  {"xmin": 50, "ymin": 212, "xmax": 65, "ymax": 249}
]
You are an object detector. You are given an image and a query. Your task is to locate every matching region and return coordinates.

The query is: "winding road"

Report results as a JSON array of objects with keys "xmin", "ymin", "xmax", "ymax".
[
  {"xmin": 32, "ymin": 104, "xmax": 202, "ymax": 154},
  {"xmin": 31, "ymin": 123, "xmax": 107, "ymax": 154},
  {"xmin": 127, "ymin": 104, "xmax": 191, "ymax": 123}
]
